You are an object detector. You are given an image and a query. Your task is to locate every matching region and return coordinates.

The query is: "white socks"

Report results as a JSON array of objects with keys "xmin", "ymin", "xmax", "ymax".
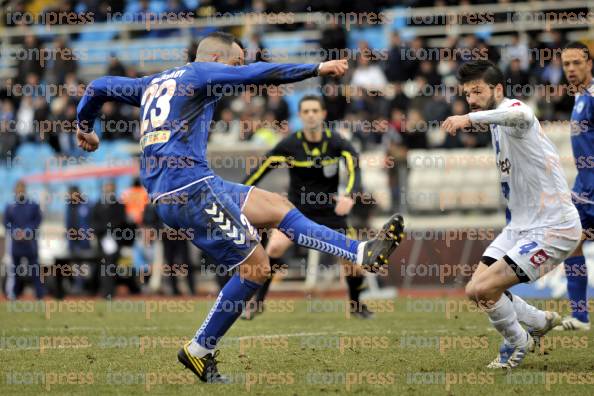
[
  {"xmin": 485, "ymin": 295, "xmax": 528, "ymax": 347},
  {"xmin": 188, "ymin": 339, "xmax": 212, "ymax": 358},
  {"xmin": 508, "ymin": 293, "xmax": 547, "ymax": 330},
  {"xmin": 356, "ymin": 241, "xmax": 366, "ymax": 265}
]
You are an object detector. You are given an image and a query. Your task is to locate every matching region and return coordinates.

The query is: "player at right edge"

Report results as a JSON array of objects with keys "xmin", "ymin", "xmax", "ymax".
[
  {"xmin": 442, "ymin": 60, "xmax": 582, "ymax": 368},
  {"xmin": 557, "ymin": 42, "xmax": 594, "ymax": 331}
]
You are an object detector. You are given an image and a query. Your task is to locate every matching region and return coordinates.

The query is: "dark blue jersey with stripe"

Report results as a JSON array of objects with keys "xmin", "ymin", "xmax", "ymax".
[
  {"xmin": 77, "ymin": 62, "xmax": 318, "ymax": 200},
  {"xmin": 571, "ymin": 79, "xmax": 594, "ymax": 203}
]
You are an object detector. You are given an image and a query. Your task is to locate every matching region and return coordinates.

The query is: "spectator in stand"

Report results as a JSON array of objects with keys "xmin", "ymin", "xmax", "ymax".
[
  {"xmin": 437, "ymin": 59, "xmax": 458, "ymax": 88},
  {"xmin": 441, "ymin": 98, "xmax": 490, "ymax": 149},
  {"xmin": 121, "ymin": 177, "xmax": 149, "ymax": 226},
  {"xmin": 422, "ymin": 94, "xmax": 450, "ymax": 127},
  {"xmin": 402, "ymin": 37, "xmax": 424, "ymax": 81},
  {"xmin": 107, "ymin": 54, "xmax": 127, "ymax": 77},
  {"xmin": 541, "ymin": 56, "xmax": 564, "ymax": 86},
  {"xmin": 15, "ymin": 35, "xmax": 44, "ymax": 84},
  {"xmin": 48, "ymin": 37, "xmax": 78, "ymax": 86},
  {"xmin": 65, "ymin": 185, "xmax": 93, "ymax": 294},
  {"xmin": 504, "ymin": 58, "xmax": 531, "ymax": 99},
  {"xmin": 210, "ymin": 108, "xmax": 241, "ymax": 143},
  {"xmin": 418, "ymin": 60, "xmax": 441, "ymax": 86},
  {"xmin": 130, "ymin": 0, "xmax": 153, "ymax": 39},
  {"xmin": 245, "ymin": 32, "xmax": 269, "ymax": 62},
  {"xmin": 402, "ymin": 108, "xmax": 428, "ymax": 149},
  {"xmin": 384, "ymin": 108, "xmax": 408, "ymax": 212},
  {"xmin": 266, "ymin": 86, "xmax": 289, "ymax": 125},
  {"xmin": 390, "ymin": 82, "xmax": 410, "ymax": 113},
  {"xmin": 252, "ymin": 111, "xmax": 284, "ymax": 147},
  {"xmin": 386, "ymin": 32, "xmax": 407, "ymax": 83},
  {"xmin": 3, "ymin": 181, "xmax": 43, "ymax": 300},
  {"xmin": 351, "ymin": 53, "xmax": 388, "ymax": 92},
  {"xmin": 319, "ymin": 20, "xmax": 347, "ymax": 61},
  {"xmin": 101, "ymin": 101, "xmax": 135, "ymax": 142},
  {"xmin": 133, "ymin": 203, "xmax": 158, "ymax": 289},
  {"xmin": 322, "ymin": 80, "xmax": 347, "ymax": 123},
  {"xmin": 162, "ymin": 231, "xmax": 196, "ymax": 296},
  {"xmin": 477, "ymin": 38, "xmax": 501, "ymax": 65},
  {"xmin": 15, "ymin": 96, "xmax": 35, "ymax": 143},
  {"xmin": 32, "ymin": 96, "xmax": 50, "ymax": 143},
  {"xmin": 47, "ymin": 96, "xmax": 78, "ymax": 154},
  {"xmin": 66, "ymin": 185, "xmax": 92, "ymax": 254},
  {"xmin": 502, "ymin": 32, "xmax": 530, "ymax": 71},
  {"xmin": 91, "ymin": 181, "xmax": 139, "ymax": 298},
  {"xmin": 0, "ymin": 100, "xmax": 18, "ymax": 162}
]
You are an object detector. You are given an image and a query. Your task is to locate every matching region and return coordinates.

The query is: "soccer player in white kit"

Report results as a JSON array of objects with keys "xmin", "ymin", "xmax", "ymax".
[{"xmin": 442, "ymin": 60, "xmax": 582, "ymax": 369}]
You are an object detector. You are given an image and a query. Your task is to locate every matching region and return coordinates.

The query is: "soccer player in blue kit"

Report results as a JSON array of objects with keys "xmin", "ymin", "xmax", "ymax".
[
  {"xmin": 76, "ymin": 32, "xmax": 404, "ymax": 382},
  {"xmin": 558, "ymin": 42, "xmax": 594, "ymax": 331}
]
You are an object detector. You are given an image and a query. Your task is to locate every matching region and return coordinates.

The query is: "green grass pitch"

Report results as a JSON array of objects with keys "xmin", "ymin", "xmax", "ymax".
[{"xmin": 1, "ymin": 298, "xmax": 593, "ymax": 395}]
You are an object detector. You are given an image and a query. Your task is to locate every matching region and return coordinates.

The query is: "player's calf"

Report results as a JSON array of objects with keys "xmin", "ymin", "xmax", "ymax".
[
  {"xmin": 466, "ymin": 259, "xmax": 532, "ymax": 368},
  {"xmin": 180, "ymin": 245, "xmax": 270, "ymax": 383},
  {"xmin": 465, "ymin": 278, "xmax": 504, "ymax": 309},
  {"xmin": 243, "ymin": 188, "xmax": 405, "ymax": 271}
]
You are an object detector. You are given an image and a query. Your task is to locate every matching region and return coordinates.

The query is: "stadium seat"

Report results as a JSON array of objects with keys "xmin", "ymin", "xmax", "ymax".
[
  {"xmin": 347, "ymin": 27, "xmax": 387, "ymax": 50},
  {"xmin": 15, "ymin": 143, "xmax": 55, "ymax": 172},
  {"xmin": 407, "ymin": 148, "xmax": 501, "ymax": 213}
]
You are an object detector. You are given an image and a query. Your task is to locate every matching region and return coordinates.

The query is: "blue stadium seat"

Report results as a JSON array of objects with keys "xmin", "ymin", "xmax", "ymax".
[
  {"xmin": 348, "ymin": 27, "xmax": 387, "ymax": 50},
  {"xmin": 72, "ymin": 38, "xmax": 187, "ymax": 69},
  {"xmin": 77, "ymin": 25, "xmax": 118, "ymax": 42},
  {"xmin": 15, "ymin": 143, "xmax": 55, "ymax": 172},
  {"xmin": 388, "ymin": 6, "xmax": 407, "ymax": 30}
]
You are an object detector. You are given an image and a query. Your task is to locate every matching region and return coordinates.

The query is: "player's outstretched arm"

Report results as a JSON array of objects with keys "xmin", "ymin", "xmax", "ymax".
[
  {"xmin": 467, "ymin": 103, "xmax": 534, "ymax": 128},
  {"xmin": 442, "ymin": 101, "xmax": 534, "ymax": 135},
  {"xmin": 204, "ymin": 59, "xmax": 348, "ymax": 88},
  {"xmin": 76, "ymin": 76, "xmax": 145, "ymax": 151}
]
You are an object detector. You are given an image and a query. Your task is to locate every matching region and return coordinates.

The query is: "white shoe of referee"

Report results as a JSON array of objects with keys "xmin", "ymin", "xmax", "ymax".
[{"xmin": 553, "ymin": 316, "xmax": 591, "ymax": 331}]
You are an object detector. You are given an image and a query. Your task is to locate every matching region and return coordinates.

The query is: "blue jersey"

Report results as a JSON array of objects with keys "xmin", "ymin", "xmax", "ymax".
[
  {"xmin": 571, "ymin": 79, "xmax": 594, "ymax": 201},
  {"xmin": 77, "ymin": 62, "xmax": 318, "ymax": 200}
]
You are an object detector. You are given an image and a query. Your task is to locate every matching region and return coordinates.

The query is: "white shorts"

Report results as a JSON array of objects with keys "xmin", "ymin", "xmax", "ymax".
[{"xmin": 482, "ymin": 218, "xmax": 582, "ymax": 283}]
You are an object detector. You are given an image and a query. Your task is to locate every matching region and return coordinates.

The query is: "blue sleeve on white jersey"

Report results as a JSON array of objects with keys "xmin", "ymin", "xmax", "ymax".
[
  {"xmin": 76, "ymin": 76, "xmax": 146, "ymax": 132},
  {"xmin": 193, "ymin": 62, "xmax": 318, "ymax": 90}
]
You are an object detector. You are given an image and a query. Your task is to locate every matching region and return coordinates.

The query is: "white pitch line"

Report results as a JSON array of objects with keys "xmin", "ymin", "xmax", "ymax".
[
  {"xmin": 12, "ymin": 326, "xmax": 161, "ymax": 332},
  {"xmin": 0, "ymin": 331, "xmax": 342, "ymax": 352}
]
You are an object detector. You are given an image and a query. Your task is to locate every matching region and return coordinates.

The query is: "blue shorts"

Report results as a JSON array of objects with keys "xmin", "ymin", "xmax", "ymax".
[
  {"xmin": 573, "ymin": 178, "xmax": 594, "ymax": 239},
  {"xmin": 155, "ymin": 175, "xmax": 259, "ymax": 270}
]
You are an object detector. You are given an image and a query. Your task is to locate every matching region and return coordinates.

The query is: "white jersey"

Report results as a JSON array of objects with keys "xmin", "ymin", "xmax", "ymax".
[{"xmin": 468, "ymin": 98, "xmax": 579, "ymax": 231}]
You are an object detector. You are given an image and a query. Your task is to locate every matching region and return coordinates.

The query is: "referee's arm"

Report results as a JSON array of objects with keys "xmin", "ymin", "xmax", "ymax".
[
  {"xmin": 339, "ymin": 140, "xmax": 362, "ymax": 197},
  {"xmin": 243, "ymin": 142, "xmax": 288, "ymax": 186}
]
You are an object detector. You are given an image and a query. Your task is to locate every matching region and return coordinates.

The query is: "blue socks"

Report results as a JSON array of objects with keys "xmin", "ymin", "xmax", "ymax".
[
  {"xmin": 564, "ymin": 256, "xmax": 589, "ymax": 323},
  {"xmin": 194, "ymin": 274, "xmax": 261, "ymax": 351},
  {"xmin": 278, "ymin": 208, "xmax": 360, "ymax": 263}
]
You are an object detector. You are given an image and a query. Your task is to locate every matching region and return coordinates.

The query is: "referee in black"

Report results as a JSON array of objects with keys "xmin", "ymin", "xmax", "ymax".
[{"xmin": 242, "ymin": 95, "xmax": 372, "ymax": 319}]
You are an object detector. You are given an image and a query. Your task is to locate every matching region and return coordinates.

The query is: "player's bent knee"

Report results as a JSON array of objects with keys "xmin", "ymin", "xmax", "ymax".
[
  {"xmin": 265, "ymin": 193, "xmax": 295, "ymax": 225},
  {"xmin": 466, "ymin": 281, "xmax": 486, "ymax": 301},
  {"xmin": 465, "ymin": 281, "xmax": 478, "ymax": 301},
  {"xmin": 271, "ymin": 193, "xmax": 294, "ymax": 212},
  {"xmin": 466, "ymin": 280, "xmax": 500, "ymax": 304},
  {"xmin": 267, "ymin": 242, "xmax": 287, "ymax": 259}
]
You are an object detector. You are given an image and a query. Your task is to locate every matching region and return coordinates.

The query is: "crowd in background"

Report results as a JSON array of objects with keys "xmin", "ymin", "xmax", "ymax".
[
  {"xmin": 0, "ymin": 0, "xmax": 582, "ymax": 158},
  {"xmin": 0, "ymin": 0, "xmax": 589, "ymax": 298},
  {"xmin": 4, "ymin": 177, "xmax": 204, "ymax": 299}
]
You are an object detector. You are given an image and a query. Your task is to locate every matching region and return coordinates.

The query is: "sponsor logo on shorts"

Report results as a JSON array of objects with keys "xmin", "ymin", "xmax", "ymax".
[{"xmin": 529, "ymin": 249, "xmax": 550, "ymax": 268}]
